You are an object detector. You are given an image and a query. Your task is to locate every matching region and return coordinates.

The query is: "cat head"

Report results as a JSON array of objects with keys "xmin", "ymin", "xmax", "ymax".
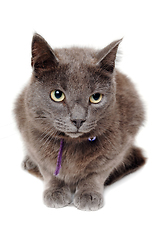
[{"xmin": 26, "ymin": 33, "xmax": 121, "ymax": 140}]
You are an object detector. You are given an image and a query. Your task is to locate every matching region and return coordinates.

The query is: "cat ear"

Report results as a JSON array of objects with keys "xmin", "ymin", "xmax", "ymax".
[
  {"xmin": 96, "ymin": 39, "xmax": 122, "ymax": 73},
  {"xmin": 31, "ymin": 33, "xmax": 59, "ymax": 74}
]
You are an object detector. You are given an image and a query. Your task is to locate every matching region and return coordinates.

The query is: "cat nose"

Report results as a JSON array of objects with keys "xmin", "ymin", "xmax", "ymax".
[{"xmin": 71, "ymin": 119, "xmax": 86, "ymax": 129}]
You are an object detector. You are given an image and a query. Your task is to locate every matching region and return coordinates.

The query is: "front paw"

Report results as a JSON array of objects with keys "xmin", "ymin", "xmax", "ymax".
[
  {"xmin": 43, "ymin": 186, "xmax": 72, "ymax": 208},
  {"xmin": 74, "ymin": 190, "xmax": 104, "ymax": 211},
  {"xmin": 22, "ymin": 157, "xmax": 37, "ymax": 170}
]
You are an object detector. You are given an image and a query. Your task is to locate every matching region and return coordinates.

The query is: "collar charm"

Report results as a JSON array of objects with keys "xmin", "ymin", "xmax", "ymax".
[{"xmin": 88, "ymin": 136, "xmax": 96, "ymax": 142}]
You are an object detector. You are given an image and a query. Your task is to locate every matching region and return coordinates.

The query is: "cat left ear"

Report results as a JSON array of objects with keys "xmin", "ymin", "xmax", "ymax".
[
  {"xmin": 96, "ymin": 39, "xmax": 122, "ymax": 73},
  {"xmin": 31, "ymin": 33, "xmax": 59, "ymax": 75}
]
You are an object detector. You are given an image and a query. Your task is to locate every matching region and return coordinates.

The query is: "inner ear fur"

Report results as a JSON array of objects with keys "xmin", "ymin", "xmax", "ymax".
[
  {"xmin": 31, "ymin": 33, "xmax": 59, "ymax": 74},
  {"xmin": 96, "ymin": 39, "xmax": 122, "ymax": 73}
]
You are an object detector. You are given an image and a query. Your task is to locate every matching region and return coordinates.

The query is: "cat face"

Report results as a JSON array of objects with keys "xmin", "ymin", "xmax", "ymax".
[{"xmin": 26, "ymin": 34, "xmax": 121, "ymax": 139}]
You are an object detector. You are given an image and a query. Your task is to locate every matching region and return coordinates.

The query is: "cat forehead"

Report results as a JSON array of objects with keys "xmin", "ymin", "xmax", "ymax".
[
  {"xmin": 51, "ymin": 47, "xmax": 110, "ymax": 91},
  {"xmin": 54, "ymin": 47, "xmax": 96, "ymax": 65}
]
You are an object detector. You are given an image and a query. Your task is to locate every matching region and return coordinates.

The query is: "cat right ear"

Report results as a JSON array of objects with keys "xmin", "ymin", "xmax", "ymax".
[
  {"xmin": 96, "ymin": 39, "xmax": 122, "ymax": 73},
  {"xmin": 31, "ymin": 33, "xmax": 59, "ymax": 75}
]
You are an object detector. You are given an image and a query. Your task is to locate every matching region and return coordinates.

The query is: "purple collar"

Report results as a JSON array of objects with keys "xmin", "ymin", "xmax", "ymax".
[{"xmin": 54, "ymin": 137, "xmax": 96, "ymax": 176}]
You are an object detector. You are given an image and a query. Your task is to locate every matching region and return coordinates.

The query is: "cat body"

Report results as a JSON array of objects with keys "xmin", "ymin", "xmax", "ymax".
[{"xmin": 14, "ymin": 34, "xmax": 146, "ymax": 210}]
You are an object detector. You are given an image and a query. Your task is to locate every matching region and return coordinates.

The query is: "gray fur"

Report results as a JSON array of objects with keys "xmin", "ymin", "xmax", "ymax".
[{"xmin": 14, "ymin": 33, "xmax": 146, "ymax": 211}]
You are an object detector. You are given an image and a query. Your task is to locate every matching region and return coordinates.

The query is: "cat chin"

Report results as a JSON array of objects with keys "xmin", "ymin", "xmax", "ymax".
[{"xmin": 65, "ymin": 132, "xmax": 84, "ymax": 138}]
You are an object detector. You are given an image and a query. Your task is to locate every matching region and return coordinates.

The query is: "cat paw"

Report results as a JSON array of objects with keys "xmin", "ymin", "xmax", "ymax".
[
  {"xmin": 73, "ymin": 190, "xmax": 104, "ymax": 211},
  {"xmin": 43, "ymin": 186, "xmax": 72, "ymax": 208},
  {"xmin": 22, "ymin": 157, "xmax": 37, "ymax": 170},
  {"xmin": 21, "ymin": 156, "xmax": 43, "ymax": 179}
]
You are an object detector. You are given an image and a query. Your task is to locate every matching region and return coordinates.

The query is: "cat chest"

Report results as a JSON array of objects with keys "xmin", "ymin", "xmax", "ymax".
[
  {"xmin": 36, "ymin": 137, "xmax": 117, "ymax": 182},
  {"xmin": 52, "ymin": 141, "xmax": 98, "ymax": 179}
]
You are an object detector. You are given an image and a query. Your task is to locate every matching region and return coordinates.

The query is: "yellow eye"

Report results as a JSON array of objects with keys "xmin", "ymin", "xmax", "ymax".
[
  {"xmin": 89, "ymin": 93, "xmax": 103, "ymax": 104},
  {"xmin": 50, "ymin": 90, "xmax": 65, "ymax": 102}
]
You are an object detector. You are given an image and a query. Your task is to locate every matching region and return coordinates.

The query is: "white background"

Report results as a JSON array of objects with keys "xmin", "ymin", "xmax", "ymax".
[{"xmin": 0, "ymin": 0, "xmax": 160, "ymax": 239}]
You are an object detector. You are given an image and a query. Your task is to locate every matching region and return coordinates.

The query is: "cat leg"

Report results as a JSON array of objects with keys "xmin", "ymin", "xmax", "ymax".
[
  {"xmin": 105, "ymin": 146, "xmax": 146, "ymax": 186},
  {"xmin": 74, "ymin": 173, "xmax": 105, "ymax": 211},
  {"xmin": 22, "ymin": 156, "xmax": 43, "ymax": 180},
  {"xmin": 41, "ymin": 169, "xmax": 72, "ymax": 208}
]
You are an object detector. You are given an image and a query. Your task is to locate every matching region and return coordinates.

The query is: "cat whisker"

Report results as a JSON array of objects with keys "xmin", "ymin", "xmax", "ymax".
[
  {"xmin": 54, "ymin": 119, "xmax": 74, "ymax": 132},
  {"xmin": 39, "ymin": 126, "xmax": 54, "ymax": 143},
  {"xmin": 42, "ymin": 131, "xmax": 55, "ymax": 146},
  {"xmin": 35, "ymin": 116, "xmax": 47, "ymax": 119},
  {"xmin": 55, "ymin": 125, "xmax": 71, "ymax": 132},
  {"xmin": 42, "ymin": 131, "xmax": 57, "ymax": 150},
  {"xmin": 39, "ymin": 128, "xmax": 60, "ymax": 154},
  {"xmin": 85, "ymin": 121, "xmax": 97, "ymax": 128},
  {"xmin": 40, "ymin": 130, "xmax": 59, "ymax": 158}
]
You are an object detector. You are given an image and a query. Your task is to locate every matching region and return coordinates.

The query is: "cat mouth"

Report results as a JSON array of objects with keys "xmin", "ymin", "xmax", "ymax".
[{"xmin": 65, "ymin": 132, "xmax": 84, "ymax": 138}]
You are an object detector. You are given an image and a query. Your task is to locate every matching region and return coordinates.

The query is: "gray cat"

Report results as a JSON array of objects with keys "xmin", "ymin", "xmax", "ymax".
[{"xmin": 14, "ymin": 33, "xmax": 146, "ymax": 211}]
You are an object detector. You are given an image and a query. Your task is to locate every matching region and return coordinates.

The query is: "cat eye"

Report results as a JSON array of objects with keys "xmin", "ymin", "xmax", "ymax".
[
  {"xmin": 89, "ymin": 93, "xmax": 103, "ymax": 104},
  {"xmin": 50, "ymin": 90, "xmax": 65, "ymax": 102}
]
